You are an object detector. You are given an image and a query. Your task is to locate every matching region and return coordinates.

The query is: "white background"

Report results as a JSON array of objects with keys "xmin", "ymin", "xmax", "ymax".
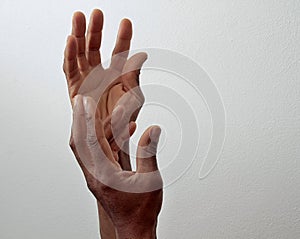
[{"xmin": 0, "ymin": 0, "xmax": 299, "ymax": 238}]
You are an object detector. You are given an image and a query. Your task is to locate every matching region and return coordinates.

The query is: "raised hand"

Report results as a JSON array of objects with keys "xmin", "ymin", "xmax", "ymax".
[
  {"xmin": 63, "ymin": 9, "xmax": 147, "ymax": 238},
  {"xmin": 70, "ymin": 96, "xmax": 163, "ymax": 239},
  {"xmin": 63, "ymin": 9, "xmax": 147, "ymax": 117}
]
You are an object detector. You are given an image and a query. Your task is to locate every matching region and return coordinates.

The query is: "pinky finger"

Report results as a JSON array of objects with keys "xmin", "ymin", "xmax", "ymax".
[{"xmin": 63, "ymin": 35, "xmax": 81, "ymax": 81}]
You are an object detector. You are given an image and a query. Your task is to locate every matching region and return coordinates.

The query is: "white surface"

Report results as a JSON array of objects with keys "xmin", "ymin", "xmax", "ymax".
[{"xmin": 0, "ymin": 0, "xmax": 299, "ymax": 238}]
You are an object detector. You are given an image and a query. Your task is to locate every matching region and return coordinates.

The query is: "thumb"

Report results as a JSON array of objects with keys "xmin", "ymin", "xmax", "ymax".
[{"xmin": 136, "ymin": 126, "xmax": 161, "ymax": 173}]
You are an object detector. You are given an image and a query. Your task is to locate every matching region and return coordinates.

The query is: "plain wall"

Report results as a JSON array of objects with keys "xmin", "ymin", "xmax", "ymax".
[{"xmin": 0, "ymin": 0, "xmax": 299, "ymax": 238}]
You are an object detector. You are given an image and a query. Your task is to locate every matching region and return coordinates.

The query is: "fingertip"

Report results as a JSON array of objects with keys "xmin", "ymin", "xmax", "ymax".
[
  {"xmin": 72, "ymin": 11, "xmax": 86, "ymax": 26},
  {"xmin": 118, "ymin": 18, "xmax": 132, "ymax": 40},
  {"xmin": 129, "ymin": 121, "xmax": 137, "ymax": 136},
  {"xmin": 137, "ymin": 125, "xmax": 162, "ymax": 149},
  {"xmin": 138, "ymin": 51, "xmax": 148, "ymax": 61},
  {"xmin": 138, "ymin": 126, "xmax": 153, "ymax": 147},
  {"xmin": 121, "ymin": 18, "xmax": 132, "ymax": 27},
  {"xmin": 149, "ymin": 126, "xmax": 161, "ymax": 143},
  {"xmin": 72, "ymin": 11, "xmax": 86, "ymax": 36},
  {"xmin": 123, "ymin": 52, "xmax": 148, "ymax": 73},
  {"xmin": 90, "ymin": 9, "xmax": 104, "ymax": 29},
  {"xmin": 132, "ymin": 52, "xmax": 148, "ymax": 65},
  {"xmin": 66, "ymin": 35, "xmax": 76, "ymax": 51},
  {"xmin": 64, "ymin": 36, "xmax": 72, "ymax": 57},
  {"xmin": 67, "ymin": 34, "xmax": 76, "ymax": 41},
  {"xmin": 92, "ymin": 9, "xmax": 104, "ymax": 20},
  {"xmin": 66, "ymin": 35, "xmax": 71, "ymax": 43},
  {"xmin": 73, "ymin": 11, "xmax": 85, "ymax": 19},
  {"xmin": 136, "ymin": 126, "xmax": 160, "ymax": 172}
]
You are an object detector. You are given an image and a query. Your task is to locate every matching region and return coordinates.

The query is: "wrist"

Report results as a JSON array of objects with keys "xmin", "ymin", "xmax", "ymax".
[
  {"xmin": 97, "ymin": 201, "xmax": 116, "ymax": 239},
  {"xmin": 116, "ymin": 221, "xmax": 157, "ymax": 239}
]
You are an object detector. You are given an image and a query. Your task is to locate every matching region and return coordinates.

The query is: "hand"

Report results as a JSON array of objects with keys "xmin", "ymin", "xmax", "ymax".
[
  {"xmin": 70, "ymin": 96, "xmax": 163, "ymax": 239},
  {"xmin": 63, "ymin": 9, "xmax": 147, "ymax": 238},
  {"xmin": 63, "ymin": 9, "xmax": 147, "ymax": 169},
  {"xmin": 63, "ymin": 9, "xmax": 146, "ymax": 118}
]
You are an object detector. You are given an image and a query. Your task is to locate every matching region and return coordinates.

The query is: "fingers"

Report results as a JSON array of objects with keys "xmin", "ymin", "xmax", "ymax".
[
  {"xmin": 128, "ymin": 122, "xmax": 137, "ymax": 137},
  {"xmin": 136, "ymin": 126, "xmax": 161, "ymax": 173},
  {"xmin": 86, "ymin": 9, "xmax": 104, "ymax": 67},
  {"xmin": 69, "ymin": 11, "xmax": 138, "ymax": 76},
  {"xmin": 63, "ymin": 35, "xmax": 81, "ymax": 81},
  {"xmin": 72, "ymin": 11, "xmax": 90, "ymax": 72},
  {"xmin": 110, "ymin": 19, "xmax": 132, "ymax": 71},
  {"xmin": 83, "ymin": 97, "xmax": 115, "ymax": 163}
]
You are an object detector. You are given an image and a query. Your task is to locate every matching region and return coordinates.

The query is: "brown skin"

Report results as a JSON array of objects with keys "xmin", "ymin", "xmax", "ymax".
[
  {"xmin": 63, "ymin": 9, "xmax": 161, "ymax": 239},
  {"xmin": 70, "ymin": 95, "xmax": 163, "ymax": 239}
]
